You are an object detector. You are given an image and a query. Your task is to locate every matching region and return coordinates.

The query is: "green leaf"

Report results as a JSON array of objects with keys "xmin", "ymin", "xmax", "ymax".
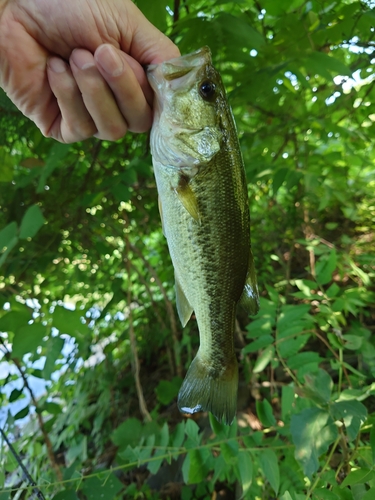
[
  {"xmin": 52, "ymin": 306, "xmax": 89, "ymax": 343},
  {"xmin": 0, "ymin": 235, "xmax": 18, "ymax": 266},
  {"xmin": 155, "ymin": 377, "xmax": 182, "ymax": 405},
  {"xmin": 370, "ymin": 424, "xmax": 375, "ymax": 465},
  {"xmin": 278, "ymin": 304, "xmax": 311, "ymax": 329},
  {"xmin": 256, "ymin": 399, "xmax": 276, "ymax": 427},
  {"xmin": 330, "ymin": 486, "xmax": 353, "ymax": 500},
  {"xmin": 0, "ymin": 222, "xmax": 17, "ymax": 251},
  {"xmin": 0, "ymin": 308, "xmax": 32, "ymax": 333},
  {"xmin": 326, "ymin": 283, "xmax": 340, "ymax": 298},
  {"xmin": 272, "ymin": 167, "xmax": 289, "ymax": 194},
  {"xmin": 281, "ymin": 385, "xmax": 295, "ymax": 421},
  {"xmin": 209, "ymin": 412, "xmax": 228, "ymax": 438},
  {"xmin": 278, "ymin": 331, "xmax": 310, "ymax": 359},
  {"xmin": 182, "ymin": 449, "xmax": 208, "ymax": 484},
  {"xmin": 137, "ymin": 0, "xmax": 168, "ymax": 32},
  {"xmin": 111, "ymin": 418, "xmax": 143, "ymax": 450},
  {"xmin": 243, "ymin": 334, "xmax": 274, "ymax": 353},
  {"xmin": 302, "ymin": 369, "xmax": 333, "ymax": 405},
  {"xmin": 0, "ymin": 148, "xmax": 15, "ymax": 182},
  {"xmin": 19, "ymin": 205, "xmax": 45, "ymax": 239},
  {"xmin": 0, "ymin": 222, "xmax": 19, "ymax": 266},
  {"xmin": 9, "ymin": 389, "xmax": 23, "ymax": 403},
  {"xmin": 280, "ymin": 492, "xmax": 293, "ymax": 500},
  {"xmin": 43, "ymin": 402, "xmax": 62, "ymax": 415},
  {"xmin": 291, "ymin": 408, "xmax": 338, "ymax": 478},
  {"xmin": 260, "ymin": 449, "xmax": 280, "ymax": 494},
  {"xmin": 331, "ymin": 400, "xmax": 367, "ymax": 441},
  {"xmin": 12, "ymin": 323, "xmax": 47, "ymax": 358},
  {"xmin": 184, "ymin": 419, "xmax": 200, "ymax": 446},
  {"xmin": 172, "ymin": 422, "xmax": 185, "ymax": 448},
  {"xmin": 43, "ymin": 336, "xmax": 65, "ymax": 379},
  {"xmin": 147, "ymin": 422, "xmax": 169, "ymax": 474},
  {"xmin": 361, "ymin": 488, "xmax": 375, "ymax": 500},
  {"xmin": 313, "ymin": 490, "xmax": 340, "ymax": 500},
  {"xmin": 305, "ymin": 52, "xmax": 352, "ymax": 78},
  {"xmin": 14, "ymin": 405, "xmax": 29, "ymax": 420},
  {"xmin": 341, "ymin": 469, "xmax": 375, "ymax": 487},
  {"xmin": 52, "ymin": 490, "xmax": 79, "ymax": 500},
  {"xmin": 81, "ymin": 474, "xmax": 123, "ymax": 500},
  {"xmin": 216, "ymin": 12, "xmax": 265, "ymax": 50},
  {"xmin": 237, "ymin": 451, "xmax": 253, "ymax": 498},
  {"xmin": 342, "ymin": 334, "xmax": 363, "ymax": 351},
  {"xmin": 37, "ymin": 142, "xmax": 70, "ymax": 193},
  {"xmin": 287, "ymin": 351, "xmax": 323, "ymax": 371},
  {"xmin": 253, "ymin": 345, "xmax": 275, "ymax": 373},
  {"xmin": 220, "ymin": 440, "xmax": 239, "ymax": 465},
  {"xmin": 316, "ymin": 249, "xmax": 337, "ymax": 286}
]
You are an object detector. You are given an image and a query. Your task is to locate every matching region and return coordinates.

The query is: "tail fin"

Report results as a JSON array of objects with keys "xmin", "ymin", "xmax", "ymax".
[{"xmin": 177, "ymin": 353, "xmax": 238, "ymax": 425}]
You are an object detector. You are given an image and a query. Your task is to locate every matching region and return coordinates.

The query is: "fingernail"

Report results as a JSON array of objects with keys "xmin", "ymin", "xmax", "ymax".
[
  {"xmin": 71, "ymin": 49, "xmax": 95, "ymax": 70},
  {"xmin": 96, "ymin": 44, "xmax": 124, "ymax": 77},
  {"xmin": 47, "ymin": 57, "xmax": 67, "ymax": 73}
]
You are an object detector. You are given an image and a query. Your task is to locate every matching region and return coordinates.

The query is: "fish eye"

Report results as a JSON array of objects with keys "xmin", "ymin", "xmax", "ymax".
[{"xmin": 199, "ymin": 80, "xmax": 216, "ymax": 100}]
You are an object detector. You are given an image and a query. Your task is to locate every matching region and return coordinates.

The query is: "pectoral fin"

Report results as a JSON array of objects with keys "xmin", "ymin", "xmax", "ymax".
[
  {"xmin": 177, "ymin": 127, "xmax": 222, "ymax": 163},
  {"xmin": 239, "ymin": 249, "xmax": 260, "ymax": 316},
  {"xmin": 175, "ymin": 275, "xmax": 193, "ymax": 327},
  {"xmin": 175, "ymin": 176, "xmax": 201, "ymax": 223}
]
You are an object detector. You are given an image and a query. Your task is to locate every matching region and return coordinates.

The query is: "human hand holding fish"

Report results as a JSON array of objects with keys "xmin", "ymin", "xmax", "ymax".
[
  {"xmin": 0, "ymin": 0, "xmax": 179, "ymax": 142},
  {"xmin": 148, "ymin": 47, "xmax": 259, "ymax": 425}
]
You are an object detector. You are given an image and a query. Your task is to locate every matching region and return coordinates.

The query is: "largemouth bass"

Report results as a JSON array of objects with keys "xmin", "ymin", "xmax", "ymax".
[{"xmin": 147, "ymin": 47, "xmax": 259, "ymax": 425}]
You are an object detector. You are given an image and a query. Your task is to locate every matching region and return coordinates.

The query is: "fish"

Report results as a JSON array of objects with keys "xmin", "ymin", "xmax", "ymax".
[{"xmin": 147, "ymin": 47, "xmax": 259, "ymax": 425}]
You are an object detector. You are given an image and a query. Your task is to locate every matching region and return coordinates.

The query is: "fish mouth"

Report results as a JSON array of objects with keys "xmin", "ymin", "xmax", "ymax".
[{"xmin": 147, "ymin": 46, "xmax": 212, "ymax": 88}]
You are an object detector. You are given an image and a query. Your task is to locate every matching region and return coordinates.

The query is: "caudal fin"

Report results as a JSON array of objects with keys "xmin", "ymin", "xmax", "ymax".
[{"xmin": 177, "ymin": 353, "xmax": 238, "ymax": 425}]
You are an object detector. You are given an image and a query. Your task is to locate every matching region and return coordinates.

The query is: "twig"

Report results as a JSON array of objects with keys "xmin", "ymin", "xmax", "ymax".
[
  {"xmin": 129, "ymin": 259, "xmax": 176, "ymax": 376},
  {"xmin": 123, "ymin": 226, "xmax": 152, "ymax": 422},
  {"xmin": 0, "ymin": 427, "xmax": 46, "ymax": 500},
  {"xmin": 306, "ymin": 435, "xmax": 341, "ymax": 498},
  {"xmin": 173, "ymin": 0, "xmax": 180, "ymax": 23},
  {"xmin": 130, "ymin": 242, "xmax": 182, "ymax": 378},
  {"xmin": 0, "ymin": 340, "xmax": 62, "ymax": 481}
]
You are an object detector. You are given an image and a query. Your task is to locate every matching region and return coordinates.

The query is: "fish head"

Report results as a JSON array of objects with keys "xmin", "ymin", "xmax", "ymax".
[{"xmin": 148, "ymin": 47, "xmax": 225, "ymax": 172}]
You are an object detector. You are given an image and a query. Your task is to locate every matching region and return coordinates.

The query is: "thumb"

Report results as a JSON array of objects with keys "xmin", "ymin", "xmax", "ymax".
[{"xmin": 121, "ymin": 1, "xmax": 180, "ymax": 65}]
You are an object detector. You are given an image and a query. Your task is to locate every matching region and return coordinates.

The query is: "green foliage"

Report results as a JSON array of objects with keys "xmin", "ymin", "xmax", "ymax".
[{"xmin": 1, "ymin": 0, "xmax": 375, "ymax": 498}]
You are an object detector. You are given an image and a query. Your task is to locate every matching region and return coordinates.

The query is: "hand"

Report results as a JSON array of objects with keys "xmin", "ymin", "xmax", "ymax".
[{"xmin": 0, "ymin": 0, "xmax": 180, "ymax": 143}]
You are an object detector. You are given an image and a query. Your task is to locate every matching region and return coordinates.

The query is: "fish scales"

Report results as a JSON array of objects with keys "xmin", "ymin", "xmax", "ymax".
[{"xmin": 148, "ymin": 47, "xmax": 259, "ymax": 424}]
